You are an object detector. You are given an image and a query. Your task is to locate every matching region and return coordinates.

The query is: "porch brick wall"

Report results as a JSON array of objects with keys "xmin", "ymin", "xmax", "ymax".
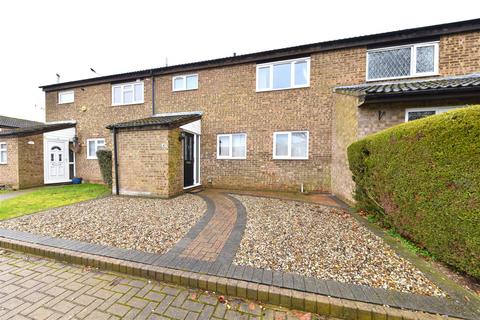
[
  {"xmin": 113, "ymin": 128, "xmax": 182, "ymax": 198},
  {"xmin": 17, "ymin": 134, "xmax": 44, "ymax": 189},
  {"xmin": 0, "ymin": 137, "xmax": 19, "ymax": 189},
  {"xmin": 43, "ymin": 31, "xmax": 480, "ymax": 196}
]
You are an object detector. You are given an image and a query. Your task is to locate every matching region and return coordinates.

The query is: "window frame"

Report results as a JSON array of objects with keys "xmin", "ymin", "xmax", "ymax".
[
  {"xmin": 256, "ymin": 57, "xmax": 311, "ymax": 92},
  {"xmin": 58, "ymin": 90, "xmax": 75, "ymax": 104},
  {"xmin": 111, "ymin": 81, "xmax": 144, "ymax": 106},
  {"xmin": 273, "ymin": 131, "xmax": 309, "ymax": 160},
  {"xmin": 404, "ymin": 106, "xmax": 458, "ymax": 122},
  {"xmin": 172, "ymin": 74, "xmax": 199, "ymax": 92},
  {"xmin": 0, "ymin": 142, "xmax": 7, "ymax": 164},
  {"xmin": 366, "ymin": 41, "xmax": 439, "ymax": 81},
  {"xmin": 216, "ymin": 133, "xmax": 247, "ymax": 160},
  {"xmin": 86, "ymin": 138, "xmax": 106, "ymax": 160}
]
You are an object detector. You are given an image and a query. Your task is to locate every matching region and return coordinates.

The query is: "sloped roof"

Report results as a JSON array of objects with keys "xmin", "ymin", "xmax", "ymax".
[
  {"xmin": 334, "ymin": 74, "xmax": 480, "ymax": 98},
  {"xmin": 0, "ymin": 115, "xmax": 42, "ymax": 128},
  {"xmin": 40, "ymin": 18, "xmax": 480, "ymax": 92},
  {"xmin": 107, "ymin": 113, "xmax": 201, "ymax": 130},
  {"xmin": 0, "ymin": 122, "xmax": 76, "ymax": 137}
]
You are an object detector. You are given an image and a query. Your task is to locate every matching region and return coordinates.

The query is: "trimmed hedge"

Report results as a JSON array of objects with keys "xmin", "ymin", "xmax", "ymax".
[
  {"xmin": 347, "ymin": 105, "xmax": 480, "ymax": 278},
  {"xmin": 96, "ymin": 149, "xmax": 112, "ymax": 186}
]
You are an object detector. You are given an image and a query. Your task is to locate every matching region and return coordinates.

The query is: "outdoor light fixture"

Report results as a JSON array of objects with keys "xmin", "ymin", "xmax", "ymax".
[
  {"xmin": 72, "ymin": 136, "xmax": 80, "ymax": 152},
  {"xmin": 378, "ymin": 110, "xmax": 386, "ymax": 121},
  {"xmin": 179, "ymin": 132, "xmax": 186, "ymax": 141}
]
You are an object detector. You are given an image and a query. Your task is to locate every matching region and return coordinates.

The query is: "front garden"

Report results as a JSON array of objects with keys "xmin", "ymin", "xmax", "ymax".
[{"xmin": 0, "ymin": 183, "xmax": 110, "ymax": 220}]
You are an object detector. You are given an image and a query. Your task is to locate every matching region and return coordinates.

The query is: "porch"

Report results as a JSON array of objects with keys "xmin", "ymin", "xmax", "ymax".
[{"xmin": 107, "ymin": 112, "xmax": 202, "ymax": 198}]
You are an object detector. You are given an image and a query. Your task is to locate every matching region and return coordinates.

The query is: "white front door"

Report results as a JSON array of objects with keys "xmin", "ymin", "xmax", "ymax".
[{"xmin": 45, "ymin": 140, "xmax": 69, "ymax": 184}]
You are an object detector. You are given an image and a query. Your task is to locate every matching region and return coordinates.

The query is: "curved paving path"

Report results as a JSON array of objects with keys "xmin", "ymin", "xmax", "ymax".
[{"xmin": 170, "ymin": 190, "xmax": 246, "ymax": 264}]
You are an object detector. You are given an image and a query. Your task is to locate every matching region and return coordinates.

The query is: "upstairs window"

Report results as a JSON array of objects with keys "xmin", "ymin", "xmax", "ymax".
[
  {"xmin": 217, "ymin": 133, "xmax": 247, "ymax": 159},
  {"xmin": 112, "ymin": 81, "xmax": 144, "ymax": 106},
  {"xmin": 0, "ymin": 143, "xmax": 6, "ymax": 164},
  {"xmin": 87, "ymin": 138, "xmax": 106, "ymax": 159},
  {"xmin": 367, "ymin": 42, "xmax": 439, "ymax": 81},
  {"xmin": 257, "ymin": 58, "xmax": 310, "ymax": 91},
  {"xmin": 273, "ymin": 131, "xmax": 309, "ymax": 160},
  {"xmin": 173, "ymin": 74, "xmax": 198, "ymax": 91},
  {"xmin": 58, "ymin": 90, "xmax": 74, "ymax": 104}
]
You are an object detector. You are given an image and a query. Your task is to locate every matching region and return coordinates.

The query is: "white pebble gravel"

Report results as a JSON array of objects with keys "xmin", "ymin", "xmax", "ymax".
[
  {"xmin": 0, "ymin": 195, "xmax": 206, "ymax": 255},
  {"xmin": 232, "ymin": 195, "xmax": 444, "ymax": 296}
]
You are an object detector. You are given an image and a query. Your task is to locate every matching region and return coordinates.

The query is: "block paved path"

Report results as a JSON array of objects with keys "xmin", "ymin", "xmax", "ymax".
[
  {"xmin": 0, "ymin": 249, "xmax": 329, "ymax": 320},
  {"xmin": 180, "ymin": 191, "xmax": 238, "ymax": 262}
]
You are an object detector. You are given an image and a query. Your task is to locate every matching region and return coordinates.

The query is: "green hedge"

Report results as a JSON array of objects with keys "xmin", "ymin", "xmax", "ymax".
[
  {"xmin": 347, "ymin": 105, "xmax": 480, "ymax": 278},
  {"xmin": 96, "ymin": 149, "xmax": 112, "ymax": 186}
]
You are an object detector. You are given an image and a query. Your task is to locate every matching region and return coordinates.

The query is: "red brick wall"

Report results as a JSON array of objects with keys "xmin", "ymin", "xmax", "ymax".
[
  {"xmin": 45, "ymin": 81, "xmax": 153, "ymax": 183},
  {"xmin": 43, "ymin": 31, "xmax": 480, "ymax": 195}
]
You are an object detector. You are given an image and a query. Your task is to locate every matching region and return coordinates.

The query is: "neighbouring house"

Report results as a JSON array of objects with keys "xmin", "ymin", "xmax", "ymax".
[
  {"xmin": 2, "ymin": 19, "xmax": 480, "ymax": 201},
  {"xmin": 0, "ymin": 115, "xmax": 42, "ymax": 132}
]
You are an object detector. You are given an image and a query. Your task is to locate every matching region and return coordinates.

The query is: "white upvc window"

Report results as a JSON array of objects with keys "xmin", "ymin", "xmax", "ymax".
[
  {"xmin": 0, "ymin": 143, "xmax": 7, "ymax": 164},
  {"xmin": 217, "ymin": 133, "xmax": 247, "ymax": 159},
  {"xmin": 172, "ymin": 74, "xmax": 198, "ymax": 91},
  {"xmin": 112, "ymin": 81, "xmax": 144, "ymax": 106},
  {"xmin": 58, "ymin": 90, "xmax": 74, "ymax": 104},
  {"xmin": 86, "ymin": 138, "xmax": 106, "ymax": 159},
  {"xmin": 256, "ymin": 57, "xmax": 310, "ymax": 92},
  {"xmin": 273, "ymin": 131, "xmax": 309, "ymax": 160},
  {"xmin": 367, "ymin": 41, "xmax": 439, "ymax": 81},
  {"xmin": 405, "ymin": 106, "xmax": 458, "ymax": 122}
]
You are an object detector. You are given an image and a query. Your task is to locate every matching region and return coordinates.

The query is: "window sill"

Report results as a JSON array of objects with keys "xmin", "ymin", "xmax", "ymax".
[
  {"xmin": 86, "ymin": 157, "xmax": 98, "ymax": 160},
  {"xmin": 256, "ymin": 85, "xmax": 310, "ymax": 93},
  {"xmin": 173, "ymin": 88, "xmax": 198, "ymax": 92},
  {"xmin": 273, "ymin": 157, "xmax": 309, "ymax": 160},
  {"xmin": 58, "ymin": 102, "xmax": 74, "ymax": 105},
  {"xmin": 112, "ymin": 101, "xmax": 145, "ymax": 107},
  {"xmin": 366, "ymin": 72, "xmax": 439, "ymax": 82},
  {"xmin": 217, "ymin": 157, "xmax": 247, "ymax": 160}
]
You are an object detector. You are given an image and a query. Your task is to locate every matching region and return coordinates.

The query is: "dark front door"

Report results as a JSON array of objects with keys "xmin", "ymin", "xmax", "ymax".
[{"xmin": 183, "ymin": 132, "xmax": 194, "ymax": 187}]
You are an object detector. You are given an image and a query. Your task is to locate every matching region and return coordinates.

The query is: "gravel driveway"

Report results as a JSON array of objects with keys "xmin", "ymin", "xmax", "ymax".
[
  {"xmin": 0, "ymin": 194, "xmax": 206, "ymax": 255},
  {"xmin": 232, "ymin": 195, "xmax": 443, "ymax": 296}
]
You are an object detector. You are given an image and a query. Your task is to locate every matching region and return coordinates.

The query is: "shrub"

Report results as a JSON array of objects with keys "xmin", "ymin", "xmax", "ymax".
[
  {"xmin": 96, "ymin": 149, "xmax": 112, "ymax": 186},
  {"xmin": 347, "ymin": 105, "xmax": 480, "ymax": 278}
]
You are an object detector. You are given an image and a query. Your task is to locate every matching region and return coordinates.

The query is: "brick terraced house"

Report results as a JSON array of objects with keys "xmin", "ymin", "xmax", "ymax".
[{"xmin": 1, "ymin": 19, "xmax": 480, "ymax": 201}]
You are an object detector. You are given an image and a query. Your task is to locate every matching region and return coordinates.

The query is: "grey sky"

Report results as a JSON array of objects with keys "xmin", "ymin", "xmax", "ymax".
[{"xmin": 1, "ymin": 0, "xmax": 478, "ymax": 122}]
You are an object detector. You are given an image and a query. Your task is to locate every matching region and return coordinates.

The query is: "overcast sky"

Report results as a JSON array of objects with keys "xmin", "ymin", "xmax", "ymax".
[{"xmin": 1, "ymin": 0, "xmax": 478, "ymax": 122}]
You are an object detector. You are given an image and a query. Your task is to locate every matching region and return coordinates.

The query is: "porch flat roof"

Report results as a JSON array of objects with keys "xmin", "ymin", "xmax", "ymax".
[
  {"xmin": 106, "ymin": 113, "xmax": 201, "ymax": 130},
  {"xmin": 0, "ymin": 122, "xmax": 76, "ymax": 138}
]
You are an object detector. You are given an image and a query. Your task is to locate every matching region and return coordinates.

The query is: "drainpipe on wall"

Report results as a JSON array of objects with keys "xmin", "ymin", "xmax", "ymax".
[
  {"xmin": 151, "ymin": 70, "xmax": 155, "ymax": 115},
  {"xmin": 113, "ymin": 127, "xmax": 120, "ymax": 195}
]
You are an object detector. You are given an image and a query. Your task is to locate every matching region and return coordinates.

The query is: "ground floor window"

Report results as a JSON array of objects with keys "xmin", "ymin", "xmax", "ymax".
[
  {"xmin": 217, "ymin": 133, "xmax": 247, "ymax": 159},
  {"xmin": 0, "ymin": 142, "xmax": 6, "ymax": 164},
  {"xmin": 405, "ymin": 106, "xmax": 457, "ymax": 122},
  {"xmin": 87, "ymin": 138, "xmax": 106, "ymax": 159},
  {"xmin": 273, "ymin": 131, "xmax": 309, "ymax": 160}
]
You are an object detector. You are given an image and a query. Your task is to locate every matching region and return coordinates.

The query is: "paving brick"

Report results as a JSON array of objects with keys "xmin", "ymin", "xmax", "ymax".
[
  {"xmin": 83, "ymin": 310, "xmax": 110, "ymax": 320},
  {"xmin": 165, "ymin": 306, "xmax": 188, "ymax": 320},
  {"xmin": 127, "ymin": 296, "xmax": 149, "ymax": 309},
  {"xmin": 51, "ymin": 300, "xmax": 75, "ymax": 313},
  {"xmin": 107, "ymin": 303, "xmax": 131, "ymax": 317},
  {"xmin": 28, "ymin": 307, "xmax": 54, "ymax": 320}
]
